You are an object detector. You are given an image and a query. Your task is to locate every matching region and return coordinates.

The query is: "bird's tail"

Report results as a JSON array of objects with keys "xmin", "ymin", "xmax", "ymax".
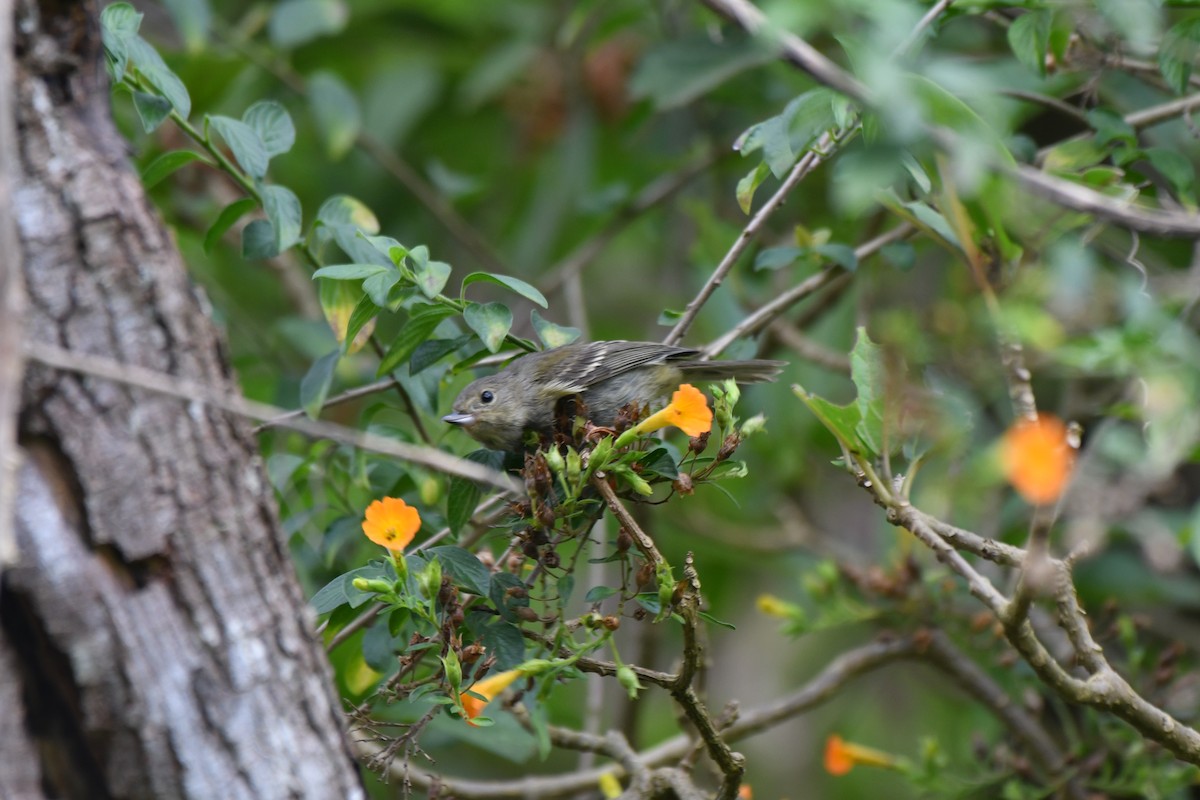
[{"xmin": 675, "ymin": 359, "xmax": 786, "ymax": 384}]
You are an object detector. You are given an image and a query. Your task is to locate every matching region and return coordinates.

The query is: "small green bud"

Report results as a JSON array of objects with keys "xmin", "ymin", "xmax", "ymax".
[
  {"xmin": 566, "ymin": 447, "xmax": 582, "ymax": 483},
  {"xmin": 352, "ymin": 577, "xmax": 394, "ymax": 595},
  {"xmin": 616, "ymin": 466, "xmax": 653, "ymax": 496},
  {"xmin": 616, "ymin": 665, "xmax": 642, "ymax": 699},
  {"xmin": 514, "ymin": 658, "xmax": 556, "ymax": 676},
  {"xmin": 418, "ymin": 557, "xmax": 443, "ymax": 600},
  {"xmin": 588, "ymin": 437, "xmax": 612, "ymax": 472},
  {"xmin": 740, "ymin": 413, "xmax": 767, "ymax": 437},
  {"xmin": 543, "ymin": 446, "xmax": 565, "ymax": 474},
  {"xmin": 441, "ymin": 650, "xmax": 462, "ymax": 691}
]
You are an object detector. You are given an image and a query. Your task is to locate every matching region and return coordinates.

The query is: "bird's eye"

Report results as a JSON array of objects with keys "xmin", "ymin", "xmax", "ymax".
[{"xmin": 480, "ymin": 390, "xmax": 494, "ymax": 404}]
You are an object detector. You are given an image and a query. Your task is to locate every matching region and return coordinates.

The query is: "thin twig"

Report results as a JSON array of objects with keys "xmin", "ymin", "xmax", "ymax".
[
  {"xmin": 23, "ymin": 341, "xmax": 521, "ymax": 493},
  {"xmin": 894, "ymin": 0, "xmax": 957, "ymax": 57},
  {"xmin": 665, "ymin": 144, "xmax": 835, "ymax": 347},
  {"xmin": 703, "ymin": 224, "xmax": 911, "ymax": 357},
  {"xmin": 253, "ymin": 377, "xmax": 402, "ymax": 432}
]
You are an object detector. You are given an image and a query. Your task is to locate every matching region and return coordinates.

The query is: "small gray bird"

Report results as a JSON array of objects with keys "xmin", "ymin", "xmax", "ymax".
[{"xmin": 443, "ymin": 340, "xmax": 784, "ymax": 451}]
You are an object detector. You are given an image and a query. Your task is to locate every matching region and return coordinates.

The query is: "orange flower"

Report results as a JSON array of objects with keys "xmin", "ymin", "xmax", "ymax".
[
  {"xmin": 823, "ymin": 734, "xmax": 899, "ymax": 776},
  {"xmin": 361, "ymin": 497, "xmax": 420, "ymax": 551},
  {"xmin": 737, "ymin": 785, "xmax": 753, "ymax": 799},
  {"xmin": 1001, "ymin": 414, "xmax": 1075, "ymax": 505},
  {"xmin": 635, "ymin": 384, "xmax": 713, "ymax": 437},
  {"xmin": 461, "ymin": 669, "xmax": 523, "ymax": 724}
]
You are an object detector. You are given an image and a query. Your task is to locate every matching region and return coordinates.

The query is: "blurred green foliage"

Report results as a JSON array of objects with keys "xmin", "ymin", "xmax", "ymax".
[{"xmin": 102, "ymin": 0, "xmax": 1200, "ymax": 795}]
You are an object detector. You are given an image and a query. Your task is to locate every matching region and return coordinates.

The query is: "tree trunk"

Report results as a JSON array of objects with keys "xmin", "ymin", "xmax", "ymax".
[{"xmin": 0, "ymin": 1, "xmax": 366, "ymax": 797}]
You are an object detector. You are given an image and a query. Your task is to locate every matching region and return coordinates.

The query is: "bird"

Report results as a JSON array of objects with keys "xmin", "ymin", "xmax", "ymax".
[{"xmin": 443, "ymin": 340, "xmax": 785, "ymax": 451}]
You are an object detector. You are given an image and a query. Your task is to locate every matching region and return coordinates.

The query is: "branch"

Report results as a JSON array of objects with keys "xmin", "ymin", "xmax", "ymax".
[
  {"xmin": 23, "ymin": 341, "xmax": 522, "ymax": 494},
  {"xmin": 703, "ymin": 224, "xmax": 911, "ymax": 357},
  {"xmin": 880, "ymin": 498, "xmax": 1200, "ymax": 764},
  {"xmin": 665, "ymin": 139, "xmax": 845, "ymax": 347},
  {"xmin": 699, "ymin": 0, "xmax": 1200, "ymax": 238}
]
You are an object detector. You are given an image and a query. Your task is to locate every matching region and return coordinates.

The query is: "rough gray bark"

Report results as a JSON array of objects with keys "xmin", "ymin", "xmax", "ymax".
[{"xmin": 0, "ymin": 0, "xmax": 366, "ymax": 797}]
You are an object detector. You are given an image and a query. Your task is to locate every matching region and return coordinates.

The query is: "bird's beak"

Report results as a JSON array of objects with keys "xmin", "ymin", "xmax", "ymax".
[{"xmin": 442, "ymin": 412, "xmax": 476, "ymax": 427}]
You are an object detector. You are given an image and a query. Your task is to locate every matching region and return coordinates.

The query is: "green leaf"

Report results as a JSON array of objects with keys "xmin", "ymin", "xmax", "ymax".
[
  {"xmin": 489, "ymin": 572, "xmax": 531, "ymax": 622},
  {"xmin": 446, "ymin": 475, "xmax": 480, "ymax": 537},
  {"xmin": 376, "ymin": 305, "xmax": 456, "ymax": 376},
  {"xmin": 311, "ymin": 571, "xmax": 351, "ymax": 614},
  {"xmin": 445, "ymin": 451, "xmax": 503, "ymax": 536},
  {"xmin": 342, "ymin": 294, "xmax": 378, "ymax": 354},
  {"xmin": 243, "ymin": 100, "xmax": 296, "ymax": 157},
  {"xmin": 126, "ymin": 37, "xmax": 191, "ymax": 119},
  {"xmin": 736, "ymin": 162, "xmax": 770, "ymax": 215},
  {"xmin": 205, "ymin": 197, "xmax": 257, "ymax": 254},
  {"xmin": 530, "ymin": 310, "xmax": 580, "ymax": 349},
  {"xmin": 416, "ymin": 260, "xmax": 452, "ymax": 299},
  {"xmin": 427, "ymin": 546, "xmax": 491, "ymax": 596},
  {"xmin": 300, "ymin": 349, "xmax": 340, "ymax": 419},
  {"xmin": 754, "ymin": 246, "xmax": 803, "ymax": 271},
  {"xmin": 101, "ymin": 3, "xmax": 142, "ymax": 38},
  {"xmin": 793, "ymin": 387, "xmax": 862, "ymax": 453},
  {"xmin": 131, "ymin": 91, "xmax": 172, "ymax": 133},
  {"xmin": 585, "ymin": 585, "xmax": 619, "ymax": 603},
  {"xmin": 411, "ymin": 335, "xmax": 472, "ymax": 375},
  {"xmin": 698, "ymin": 610, "xmax": 736, "ymax": 630},
  {"xmin": 309, "ymin": 71, "xmax": 361, "ymax": 160},
  {"xmin": 1042, "ymin": 139, "xmax": 1108, "ymax": 173},
  {"xmin": 464, "ymin": 301, "xmax": 513, "ymax": 353},
  {"xmin": 241, "ymin": 218, "xmax": 278, "ymax": 259},
  {"xmin": 101, "ymin": 2, "xmax": 139, "ymax": 79},
  {"xmin": 631, "ymin": 33, "xmax": 774, "ymax": 110},
  {"xmin": 311, "ymin": 263, "xmax": 392, "ymax": 280},
  {"xmin": 638, "ymin": 447, "xmax": 679, "ymax": 480},
  {"xmin": 479, "ymin": 622, "xmax": 526, "ymax": 670},
  {"xmin": 814, "ymin": 243, "xmax": 857, "ymax": 272},
  {"xmin": 1160, "ymin": 18, "xmax": 1200, "ymax": 94},
  {"xmin": 850, "ymin": 328, "xmax": 887, "ymax": 455},
  {"xmin": 208, "ymin": 115, "xmax": 269, "ymax": 178},
  {"xmin": 141, "ymin": 150, "xmax": 214, "ymax": 189},
  {"xmin": 462, "ymin": 272, "xmax": 548, "ymax": 309},
  {"xmin": 268, "ymin": 0, "xmax": 348, "ymax": 48},
  {"xmin": 1007, "ymin": 10, "xmax": 1051, "ymax": 77},
  {"xmin": 316, "ymin": 195, "xmax": 379, "ymax": 233},
  {"xmin": 262, "ymin": 185, "xmax": 302, "ymax": 251},
  {"xmin": 1144, "ymin": 147, "xmax": 1196, "ymax": 200},
  {"xmin": 362, "ymin": 268, "xmax": 402, "ymax": 308}
]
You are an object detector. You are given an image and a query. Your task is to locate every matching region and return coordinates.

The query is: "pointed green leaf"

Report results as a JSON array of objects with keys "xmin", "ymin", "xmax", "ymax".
[
  {"xmin": 132, "ymin": 91, "xmax": 172, "ymax": 133},
  {"xmin": 376, "ymin": 305, "xmax": 456, "ymax": 376},
  {"xmin": 736, "ymin": 162, "xmax": 770, "ymax": 215},
  {"xmin": 262, "ymin": 185, "xmax": 302, "ymax": 251},
  {"xmin": 851, "ymin": 327, "xmax": 888, "ymax": 456},
  {"xmin": 311, "ymin": 263, "xmax": 392, "ymax": 280},
  {"xmin": 141, "ymin": 149, "xmax": 214, "ymax": 189},
  {"xmin": 204, "ymin": 197, "xmax": 256, "ymax": 254},
  {"xmin": 241, "ymin": 218, "xmax": 277, "ymax": 259},
  {"xmin": 426, "ymin": 546, "xmax": 491, "ymax": 596},
  {"xmin": 243, "ymin": 100, "xmax": 296, "ymax": 157},
  {"xmin": 208, "ymin": 114, "xmax": 269, "ymax": 177},
  {"xmin": 464, "ymin": 301, "xmax": 513, "ymax": 353},
  {"xmin": 1007, "ymin": 10, "xmax": 1051, "ymax": 77},
  {"xmin": 127, "ymin": 36, "xmax": 191, "ymax": 119},
  {"xmin": 530, "ymin": 310, "xmax": 580, "ymax": 349},
  {"xmin": 416, "ymin": 260, "xmax": 452, "ymax": 299},
  {"xmin": 462, "ymin": 272, "xmax": 547, "ymax": 308}
]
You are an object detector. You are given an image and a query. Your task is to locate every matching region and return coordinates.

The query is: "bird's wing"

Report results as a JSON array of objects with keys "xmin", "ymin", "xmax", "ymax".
[{"xmin": 540, "ymin": 341, "xmax": 699, "ymax": 394}]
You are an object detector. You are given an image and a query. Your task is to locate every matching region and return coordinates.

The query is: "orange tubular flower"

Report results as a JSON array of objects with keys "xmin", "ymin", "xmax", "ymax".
[
  {"xmin": 1001, "ymin": 414, "xmax": 1075, "ymax": 506},
  {"xmin": 361, "ymin": 497, "xmax": 421, "ymax": 551},
  {"xmin": 824, "ymin": 735, "xmax": 900, "ymax": 776},
  {"xmin": 634, "ymin": 384, "xmax": 713, "ymax": 437},
  {"xmin": 461, "ymin": 669, "xmax": 524, "ymax": 724}
]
